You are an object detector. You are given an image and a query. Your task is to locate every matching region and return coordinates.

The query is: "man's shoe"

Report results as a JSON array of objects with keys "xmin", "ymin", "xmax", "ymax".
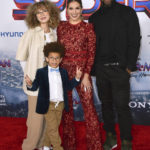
[
  {"xmin": 103, "ymin": 132, "xmax": 117, "ymax": 150},
  {"xmin": 103, "ymin": 143, "xmax": 111, "ymax": 150},
  {"xmin": 121, "ymin": 140, "xmax": 132, "ymax": 150},
  {"xmin": 111, "ymin": 144, "xmax": 118, "ymax": 150}
]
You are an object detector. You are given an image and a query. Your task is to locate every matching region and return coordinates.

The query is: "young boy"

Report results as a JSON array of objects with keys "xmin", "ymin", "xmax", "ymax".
[{"xmin": 25, "ymin": 42, "xmax": 82, "ymax": 150}]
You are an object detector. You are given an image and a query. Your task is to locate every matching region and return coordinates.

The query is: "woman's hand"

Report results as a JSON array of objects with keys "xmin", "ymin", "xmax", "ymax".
[
  {"xmin": 81, "ymin": 73, "xmax": 92, "ymax": 92},
  {"xmin": 25, "ymin": 75, "xmax": 32, "ymax": 87}
]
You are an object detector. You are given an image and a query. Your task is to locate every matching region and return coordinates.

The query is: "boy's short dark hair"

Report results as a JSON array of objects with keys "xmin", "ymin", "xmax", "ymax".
[{"xmin": 43, "ymin": 42, "xmax": 65, "ymax": 58}]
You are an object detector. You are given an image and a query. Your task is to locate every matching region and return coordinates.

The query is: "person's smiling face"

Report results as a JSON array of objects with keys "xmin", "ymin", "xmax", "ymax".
[
  {"xmin": 46, "ymin": 52, "xmax": 62, "ymax": 68},
  {"xmin": 36, "ymin": 7, "xmax": 50, "ymax": 25},
  {"xmin": 67, "ymin": 1, "xmax": 82, "ymax": 24}
]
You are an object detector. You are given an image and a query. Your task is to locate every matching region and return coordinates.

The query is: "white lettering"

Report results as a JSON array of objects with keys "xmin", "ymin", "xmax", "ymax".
[
  {"xmin": 137, "ymin": 102, "xmax": 146, "ymax": 108},
  {"xmin": 129, "ymin": 101, "xmax": 137, "ymax": 108}
]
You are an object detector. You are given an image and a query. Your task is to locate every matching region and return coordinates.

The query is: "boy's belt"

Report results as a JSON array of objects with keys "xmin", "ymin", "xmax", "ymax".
[{"xmin": 50, "ymin": 101, "xmax": 63, "ymax": 108}]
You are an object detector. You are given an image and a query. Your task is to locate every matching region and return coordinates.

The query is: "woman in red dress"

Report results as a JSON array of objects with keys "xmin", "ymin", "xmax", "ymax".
[{"xmin": 57, "ymin": 0, "xmax": 103, "ymax": 150}]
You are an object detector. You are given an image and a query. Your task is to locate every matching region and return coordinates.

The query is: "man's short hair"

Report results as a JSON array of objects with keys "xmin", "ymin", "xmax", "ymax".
[{"xmin": 43, "ymin": 42, "xmax": 65, "ymax": 58}]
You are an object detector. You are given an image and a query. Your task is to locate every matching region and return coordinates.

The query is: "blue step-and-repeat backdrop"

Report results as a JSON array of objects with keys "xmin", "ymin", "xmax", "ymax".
[{"xmin": 0, "ymin": 0, "xmax": 150, "ymax": 125}]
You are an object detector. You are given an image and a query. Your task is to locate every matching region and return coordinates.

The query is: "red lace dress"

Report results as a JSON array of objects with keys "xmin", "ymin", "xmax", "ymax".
[{"xmin": 57, "ymin": 21, "xmax": 103, "ymax": 150}]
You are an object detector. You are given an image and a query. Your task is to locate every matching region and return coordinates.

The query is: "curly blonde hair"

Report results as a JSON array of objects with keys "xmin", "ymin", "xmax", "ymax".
[{"xmin": 25, "ymin": 0, "xmax": 60, "ymax": 29}]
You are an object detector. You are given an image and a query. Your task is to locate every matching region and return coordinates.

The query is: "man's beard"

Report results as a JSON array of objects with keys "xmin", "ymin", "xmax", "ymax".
[{"xmin": 101, "ymin": 0, "xmax": 115, "ymax": 7}]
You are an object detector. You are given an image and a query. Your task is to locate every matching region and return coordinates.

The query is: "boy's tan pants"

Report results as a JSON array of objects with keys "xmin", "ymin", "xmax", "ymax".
[{"xmin": 43, "ymin": 101, "xmax": 64, "ymax": 150}]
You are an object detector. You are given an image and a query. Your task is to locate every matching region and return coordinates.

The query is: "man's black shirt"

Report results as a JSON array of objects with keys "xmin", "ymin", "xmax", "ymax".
[{"xmin": 89, "ymin": 2, "xmax": 141, "ymax": 74}]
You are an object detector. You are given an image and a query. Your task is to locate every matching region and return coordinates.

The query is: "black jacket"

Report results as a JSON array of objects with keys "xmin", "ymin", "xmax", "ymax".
[
  {"xmin": 89, "ymin": 2, "xmax": 141, "ymax": 74},
  {"xmin": 27, "ymin": 66, "xmax": 80, "ymax": 114}
]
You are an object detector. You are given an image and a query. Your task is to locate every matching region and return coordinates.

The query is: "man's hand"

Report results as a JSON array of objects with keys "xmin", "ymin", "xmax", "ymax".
[
  {"xmin": 75, "ymin": 67, "xmax": 82, "ymax": 80},
  {"xmin": 25, "ymin": 75, "xmax": 32, "ymax": 87},
  {"xmin": 126, "ymin": 68, "xmax": 131, "ymax": 74}
]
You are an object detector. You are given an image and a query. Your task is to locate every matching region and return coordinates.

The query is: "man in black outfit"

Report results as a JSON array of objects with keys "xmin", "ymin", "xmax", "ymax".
[{"xmin": 89, "ymin": 0, "xmax": 141, "ymax": 149}]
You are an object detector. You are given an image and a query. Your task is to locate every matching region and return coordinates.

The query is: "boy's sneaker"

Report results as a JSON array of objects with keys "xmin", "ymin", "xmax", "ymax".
[
  {"xmin": 49, "ymin": 146, "xmax": 53, "ymax": 150},
  {"xmin": 43, "ymin": 146, "xmax": 50, "ymax": 150}
]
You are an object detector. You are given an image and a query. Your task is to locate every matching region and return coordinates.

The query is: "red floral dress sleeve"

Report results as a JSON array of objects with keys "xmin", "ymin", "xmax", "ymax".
[
  {"xmin": 57, "ymin": 21, "xmax": 64, "ymax": 41},
  {"xmin": 57, "ymin": 22, "xmax": 61, "ymax": 41},
  {"xmin": 84, "ymin": 23, "xmax": 96, "ymax": 75}
]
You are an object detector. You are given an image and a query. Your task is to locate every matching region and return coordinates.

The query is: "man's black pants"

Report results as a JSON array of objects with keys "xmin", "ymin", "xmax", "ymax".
[{"xmin": 96, "ymin": 65, "xmax": 132, "ymax": 141}]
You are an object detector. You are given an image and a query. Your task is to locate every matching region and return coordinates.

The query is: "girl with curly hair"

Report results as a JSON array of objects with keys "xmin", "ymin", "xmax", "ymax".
[{"xmin": 16, "ymin": 1, "xmax": 60, "ymax": 150}]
